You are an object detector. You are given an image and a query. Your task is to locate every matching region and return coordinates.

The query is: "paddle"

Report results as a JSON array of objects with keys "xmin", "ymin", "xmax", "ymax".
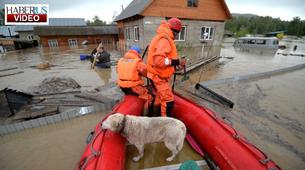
[{"xmin": 91, "ymin": 53, "xmax": 98, "ymax": 69}]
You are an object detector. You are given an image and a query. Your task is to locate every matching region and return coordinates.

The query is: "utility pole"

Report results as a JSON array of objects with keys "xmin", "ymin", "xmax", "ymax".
[{"xmin": 8, "ymin": 27, "xmax": 12, "ymax": 37}]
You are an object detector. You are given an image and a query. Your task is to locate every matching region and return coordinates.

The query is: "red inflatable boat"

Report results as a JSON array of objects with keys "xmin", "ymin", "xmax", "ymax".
[{"xmin": 78, "ymin": 93, "xmax": 280, "ymax": 170}]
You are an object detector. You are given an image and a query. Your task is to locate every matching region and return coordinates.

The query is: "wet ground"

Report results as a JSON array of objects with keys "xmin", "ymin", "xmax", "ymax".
[{"xmin": 1, "ymin": 38, "xmax": 305, "ymax": 169}]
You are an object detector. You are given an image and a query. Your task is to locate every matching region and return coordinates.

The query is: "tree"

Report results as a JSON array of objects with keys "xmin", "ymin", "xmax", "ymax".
[
  {"xmin": 86, "ymin": 15, "xmax": 107, "ymax": 26},
  {"xmin": 225, "ymin": 14, "xmax": 305, "ymax": 37},
  {"xmin": 287, "ymin": 17, "xmax": 303, "ymax": 37}
]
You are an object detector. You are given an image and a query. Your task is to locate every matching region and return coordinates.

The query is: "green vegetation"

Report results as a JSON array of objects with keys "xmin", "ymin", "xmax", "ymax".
[
  {"xmin": 86, "ymin": 15, "xmax": 107, "ymax": 26},
  {"xmin": 225, "ymin": 15, "xmax": 305, "ymax": 37}
]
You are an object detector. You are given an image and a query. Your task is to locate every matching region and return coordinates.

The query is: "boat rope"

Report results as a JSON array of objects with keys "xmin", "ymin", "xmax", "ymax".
[
  {"xmin": 78, "ymin": 101, "xmax": 123, "ymax": 170},
  {"xmin": 204, "ymin": 106, "xmax": 280, "ymax": 168},
  {"xmin": 176, "ymin": 93, "xmax": 279, "ymax": 169},
  {"xmin": 79, "ymin": 125, "xmax": 105, "ymax": 170}
]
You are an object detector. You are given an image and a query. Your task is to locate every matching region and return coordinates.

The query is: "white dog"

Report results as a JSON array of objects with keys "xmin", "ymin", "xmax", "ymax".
[{"xmin": 101, "ymin": 113, "xmax": 186, "ymax": 162}]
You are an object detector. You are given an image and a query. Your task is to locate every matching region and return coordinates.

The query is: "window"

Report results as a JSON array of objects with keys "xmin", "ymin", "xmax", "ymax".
[
  {"xmin": 134, "ymin": 26, "xmax": 139, "ymax": 41},
  {"xmin": 48, "ymin": 39, "xmax": 58, "ymax": 47},
  {"xmin": 102, "ymin": 39, "xmax": 111, "ymax": 45},
  {"xmin": 200, "ymin": 27, "xmax": 214, "ymax": 40},
  {"xmin": 125, "ymin": 28, "xmax": 131, "ymax": 40},
  {"xmin": 27, "ymin": 35, "xmax": 34, "ymax": 40},
  {"xmin": 256, "ymin": 40, "xmax": 266, "ymax": 45},
  {"xmin": 187, "ymin": 0, "xmax": 198, "ymax": 7},
  {"xmin": 249, "ymin": 39, "xmax": 256, "ymax": 44},
  {"xmin": 68, "ymin": 39, "xmax": 78, "ymax": 47},
  {"xmin": 175, "ymin": 26, "xmax": 187, "ymax": 41}
]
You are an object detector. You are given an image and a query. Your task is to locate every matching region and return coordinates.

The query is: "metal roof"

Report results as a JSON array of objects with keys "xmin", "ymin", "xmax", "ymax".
[
  {"xmin": 114, "ymin": 0, "xmax": 231, "ymax": 22},
  {"xmin": 238, "ymin": 37, "xmax": 278, "ymax": 40},
  {"xmin": 34, "ymin": 25, "xmax": 118, "ymax": 36},
  {"xmin": 15, "ymin": 18, "xmax": 86, "ymax": 32},
  {"xmin": 114, "ymin": 0, "xmax": 152, "ymax": 22},
  {"xmin": 0, "ymin": 26, "xmax": 18, "ymax": 37}
]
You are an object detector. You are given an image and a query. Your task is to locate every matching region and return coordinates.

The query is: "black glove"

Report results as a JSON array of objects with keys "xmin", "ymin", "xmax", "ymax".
[{"xmin": 171, "ymin": 59, "xmax": 180, "ymax": 66}]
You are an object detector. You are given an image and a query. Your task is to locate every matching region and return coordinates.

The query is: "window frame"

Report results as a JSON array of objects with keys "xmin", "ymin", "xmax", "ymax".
[
  {"xmin": 125, "ymin": 27, "xmax": 131, "ymax": 40},
  {"xmin": 174, "ymin": 26, "xmax": 187, "ymax": 41},
  {"xmin": 68, "ymin": 39, "xmax": 78, "ymax": 47},
  {"xmin": 48, "ymin": 39, "xmax": 58, "ymax": 48},
  {"xmin": 27, "ymin": 35, "xmax": 34, "ymax": 40},
  {"xmin": 187, "ymin": 0, "xmax": 198, "ymax": 7},
  {"xmin": 200, "ymin": 26, "xmax": 214, "ymax": 41},
  {"xmin": 134, "ymin": 26, "xmax": 139, "ymax": 41}
]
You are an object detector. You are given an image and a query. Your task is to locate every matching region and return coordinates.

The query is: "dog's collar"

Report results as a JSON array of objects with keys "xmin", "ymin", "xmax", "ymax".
[{"xmin": 119, "ymin": 115, "xmax": 127, "ymax": 134}]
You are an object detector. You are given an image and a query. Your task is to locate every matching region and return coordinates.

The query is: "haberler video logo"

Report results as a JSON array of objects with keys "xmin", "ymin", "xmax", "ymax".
[{"xmin": 5, "ymin": 4, "xmax": 49, "ymax": 25}]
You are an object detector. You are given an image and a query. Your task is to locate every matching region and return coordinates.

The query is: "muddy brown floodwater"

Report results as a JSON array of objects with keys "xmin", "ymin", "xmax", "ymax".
[
  {"xmin": 0, "ymin": 45, "xmax": 119, "ymax": 91},
  {"xmin": 1, "ymin": 38, "xmax": 305, "ymax": 170}
]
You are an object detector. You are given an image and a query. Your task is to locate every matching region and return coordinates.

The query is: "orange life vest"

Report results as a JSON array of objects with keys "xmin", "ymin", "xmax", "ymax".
[
  {"xmin": 117, "ymin": 50, "xmax": 144, "ymax": 88},
  {"xmin": 147, "ymin": 22, "xmax": 178, "ymax": 79}
]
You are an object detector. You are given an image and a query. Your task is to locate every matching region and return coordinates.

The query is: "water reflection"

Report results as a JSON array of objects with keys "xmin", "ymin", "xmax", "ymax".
[{"xmin": 95, "ymin": 67, "xmax": 112, "ymax": 85}]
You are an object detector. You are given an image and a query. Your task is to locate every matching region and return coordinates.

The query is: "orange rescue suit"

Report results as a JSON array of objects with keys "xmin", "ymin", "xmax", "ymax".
[
  {"xmin": 117, "ymin": 50, "xmax": 152, "ymax": 111},
  {"xmin": 146, "ymin": 21, "xmax": 179, "ymax": 117},
  {"xmin": 147, "ymin": 22, "xmax": 178, "ymax": 79},
  {"xmin": 117, "ymin": 50, "xmax": 144, "ymax": 88}
]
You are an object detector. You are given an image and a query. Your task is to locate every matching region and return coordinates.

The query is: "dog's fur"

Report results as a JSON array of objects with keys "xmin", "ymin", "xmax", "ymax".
[{"xmin": 101, "ymin": 113, "xmax": 186, "ymax": 162}]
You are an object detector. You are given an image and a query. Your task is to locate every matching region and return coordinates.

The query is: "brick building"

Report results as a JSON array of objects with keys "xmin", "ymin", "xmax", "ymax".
[
  {"xmin": 14, "ymin": 18, "xmax": 87, "ymax": 46},
  {"xmin": 34, "ymin": 25, "xmax": 119, "ymax": 49}
]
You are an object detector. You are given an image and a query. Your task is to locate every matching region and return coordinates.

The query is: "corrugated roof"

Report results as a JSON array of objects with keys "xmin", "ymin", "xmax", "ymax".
[
  {"xmin": 0, "ymin": 26, "xmax": 18, "ymax": 37},
  {"xmin": 114, "ymin": 0, "xmax": 152, "ymax": 22},
  {"xmin": 34, "ymin": 25, "xmax": 118, "ymax": 36},
  {"xmin": 15, "ymin": 18, "xmax": 86, "ymax": 32}
]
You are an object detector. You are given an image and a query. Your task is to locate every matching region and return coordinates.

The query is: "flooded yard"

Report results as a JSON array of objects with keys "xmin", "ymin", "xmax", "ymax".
[
  {"xmin": 1, "ymin": 38, "xmax": 305, "ymax": 170},
  {"xmin": 0, "ymin": 45, "xmax": 119, "ymax": 91}
]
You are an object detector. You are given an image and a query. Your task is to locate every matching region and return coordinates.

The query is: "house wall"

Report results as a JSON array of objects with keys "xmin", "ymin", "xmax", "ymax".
[
  {"xmin": 121, "ymin": 18, "xmax": 145, "ymax": 52},
  {"xmin": 18, "ymin": 31, "xmax": 40, "ymax": 41},
  {"xmin": 39, "ymin": 35, "xmax": 118, "ymax": 49},
  {"xmin": 0, "ymin": 38, "xmax": 15, "ymax": 52},
  {"xmin": 139, "ymin": 17, "xmax": 225, "ymax": 64},
  {"xmin": 175, "ymin": 19, "xmax": 225, "ymax": 64}
]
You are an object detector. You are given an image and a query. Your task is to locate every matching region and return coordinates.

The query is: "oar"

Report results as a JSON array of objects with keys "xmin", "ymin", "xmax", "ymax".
[{"xmin": 91, "ymin": 53, "xmax": 98, "ymax": 69}]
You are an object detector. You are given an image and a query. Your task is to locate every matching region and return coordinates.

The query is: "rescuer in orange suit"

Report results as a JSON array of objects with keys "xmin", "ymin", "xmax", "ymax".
[
  {"xmin": 146, "ymin": 18, "xmax": 186, "ymax": 117},
  {"xmin": 117, "ymin": 45, "xmax": 152, "ymax": 111}
]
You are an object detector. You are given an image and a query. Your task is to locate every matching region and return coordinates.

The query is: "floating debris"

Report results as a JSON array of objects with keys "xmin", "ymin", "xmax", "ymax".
[
  {"xmin": 29, "ymin": 77, "xmax": 81, "ymax": 94},
  {"xmin": 36, "ymin": 62, "xmax": 50, "ymax": 69},
  {"xmin": 0, "ymin": 88, "xmax": 33, "ymax": 117}
]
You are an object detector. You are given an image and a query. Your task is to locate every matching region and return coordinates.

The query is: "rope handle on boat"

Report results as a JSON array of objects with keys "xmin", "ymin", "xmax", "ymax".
[
  {"xmin": 174, "ymin": 93, "xmax": 280, "ymax": 169},
  {"xmin": 78, "ymin": 100, "xmax": 123, "ymax": 170},
  {"xmin": 201, "ymin": 106, "xmax": 278, "ymax": 168},
  {"xmin": 79, "ymin": 127, "xmax": 105, "ymax": 170},
  {"xmin": 217, "ymin": 116, "xmax": 275, "ymax": 166}
]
